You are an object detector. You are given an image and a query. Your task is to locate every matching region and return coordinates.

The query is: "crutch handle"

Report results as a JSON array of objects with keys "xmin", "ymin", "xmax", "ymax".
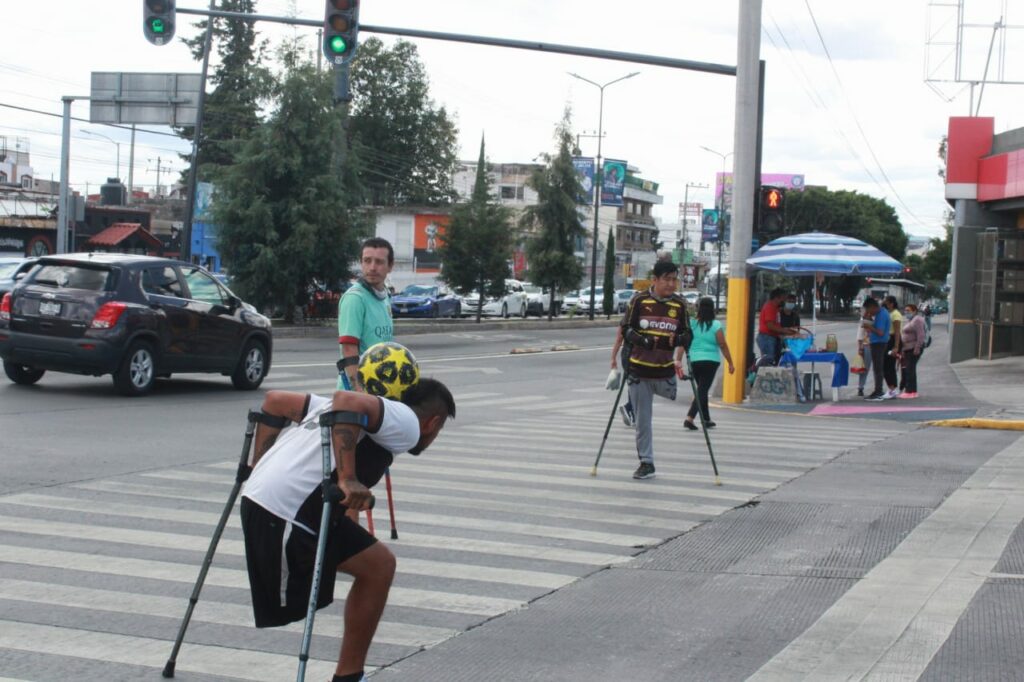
[{"xmin": 325, "ymin": 483, "xmax": 376, "ymax": 510}]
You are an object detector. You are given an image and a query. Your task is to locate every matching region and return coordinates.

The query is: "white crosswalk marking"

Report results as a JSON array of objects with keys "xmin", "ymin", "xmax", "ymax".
[{"xmin": 0, "ymin": 390, "xmax": 911, "ymax": 678}]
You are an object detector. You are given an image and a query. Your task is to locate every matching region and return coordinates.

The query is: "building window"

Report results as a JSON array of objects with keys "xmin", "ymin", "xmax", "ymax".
[
  {"xmin": 499, "ymin": 185, "xmax": 524, "ymax": 200},
  {"xmin": 0, "ymin": 172, "xmax": 7, "ymax": 184},
  {"xmin": 20, "ymin": 175, "xmax": 32, "ymax": 189}
]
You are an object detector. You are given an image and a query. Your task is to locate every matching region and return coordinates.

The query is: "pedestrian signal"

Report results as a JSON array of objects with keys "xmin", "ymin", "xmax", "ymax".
[
  {"xmin": 143, "ymin": 0, "xmax": 176, "ymax": 45},
  {"xmin": 758, "ymin": 186, "xmax": 786, "ymax": 241}
]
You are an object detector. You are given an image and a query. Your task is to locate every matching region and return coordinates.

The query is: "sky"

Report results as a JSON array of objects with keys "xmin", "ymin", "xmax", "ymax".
[{"xmin": 2, "ymin": 0, "xmax": 1023, "ymax": 239}]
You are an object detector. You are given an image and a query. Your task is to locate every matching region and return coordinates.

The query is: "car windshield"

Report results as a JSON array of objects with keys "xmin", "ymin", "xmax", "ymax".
[
  {"xmin": 0, "ymin": 262, "xmax": 23, "ymax": 279},
  {"xmin": 402, "ymin": 285, "xmax": 437, "ymax": 297},
  {"xmin": 523, "ymin": 285, "xmax": 543, "ymax": 294},
  {"xmin": 29, "ymin": 264, "xmax": 111, "ymax": 291}
]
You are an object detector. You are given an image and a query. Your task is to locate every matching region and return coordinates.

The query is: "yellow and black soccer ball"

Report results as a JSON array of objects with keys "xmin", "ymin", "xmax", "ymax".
[{"xmin": 357, "ymin": 342, "xmax": 420, "ymax": 400}]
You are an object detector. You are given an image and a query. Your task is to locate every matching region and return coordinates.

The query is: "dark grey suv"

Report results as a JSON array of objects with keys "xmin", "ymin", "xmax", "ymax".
[{"xmin": 0, "ymin": 253, "xmax": 272, "ymax": 396}]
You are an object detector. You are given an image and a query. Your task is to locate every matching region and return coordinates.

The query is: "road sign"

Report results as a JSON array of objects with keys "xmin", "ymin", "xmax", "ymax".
[{"xmin": 89, "ymin": 72, "xmax": 201, "ymax": 126}]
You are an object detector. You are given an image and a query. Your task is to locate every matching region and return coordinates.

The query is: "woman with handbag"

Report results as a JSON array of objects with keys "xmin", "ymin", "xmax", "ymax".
[{"xmin": 898, "ymin": 303, "xmax": 927, "ymax": 398}]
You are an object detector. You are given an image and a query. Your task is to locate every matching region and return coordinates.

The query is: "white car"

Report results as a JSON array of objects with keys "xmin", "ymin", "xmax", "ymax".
[
  {"xmin": 561, "ymin": 290, "xmax": 581, "ymax": 314},
  {"xmin": 576, "ymin": 286, "xmax": 605, "ymax": 314},
  {"xmin": 462, "ymin": 279, "xmax": 529, "ymax": 318},
  {"xmin": 523, "ymin": 284, "xmax": 561, "ymax": 316}
]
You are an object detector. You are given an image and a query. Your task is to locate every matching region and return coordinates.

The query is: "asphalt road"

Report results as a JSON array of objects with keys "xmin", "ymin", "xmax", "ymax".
[{"xmin": 0, "ymin": 316, "xmax": 910, "ymax": 681}]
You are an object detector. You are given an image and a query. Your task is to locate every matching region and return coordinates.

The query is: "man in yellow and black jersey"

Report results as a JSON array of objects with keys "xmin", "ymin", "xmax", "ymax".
[{"xmin": 619, "ymin": 260, "xmax": 693, "ymax": 480}]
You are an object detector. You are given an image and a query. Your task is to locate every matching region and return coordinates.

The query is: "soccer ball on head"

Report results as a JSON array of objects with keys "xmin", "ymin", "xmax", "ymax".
[{"xmin": 357, "ymin": 342, "xmax": 420, "ymax": 400}]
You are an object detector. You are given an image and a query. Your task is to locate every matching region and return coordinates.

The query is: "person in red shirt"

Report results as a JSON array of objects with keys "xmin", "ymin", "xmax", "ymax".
[{"xmin": 757, "ymin": 288, "xmax": 798, "ymax": 364}]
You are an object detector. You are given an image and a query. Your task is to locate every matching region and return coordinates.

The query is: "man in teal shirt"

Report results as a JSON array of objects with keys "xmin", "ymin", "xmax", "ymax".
[{"xmin": 338, "ymin": 238, "xmax": 395, "ymax": 390}]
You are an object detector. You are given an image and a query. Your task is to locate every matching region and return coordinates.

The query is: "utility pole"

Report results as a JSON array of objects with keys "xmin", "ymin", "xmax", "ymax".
[
  {"xmin": 57, "ymin": 96, "xmax": 73, "ymax": 254},
  {"xmin": 127, "ymin": 125, "xmax": 136, "ymax": 205},
  {"xmin": 680, "ymin": 181, "xmax": 708, "ymax": 256},
  {"xmin": 722, "ymin": 0, "xmax": 763, "ymax": 404}
]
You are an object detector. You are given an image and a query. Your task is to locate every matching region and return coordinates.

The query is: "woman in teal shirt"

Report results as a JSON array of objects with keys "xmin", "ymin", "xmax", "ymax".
[{"xmin": 684, "ymin": 297, "xmax": 735, "ymax": 430}]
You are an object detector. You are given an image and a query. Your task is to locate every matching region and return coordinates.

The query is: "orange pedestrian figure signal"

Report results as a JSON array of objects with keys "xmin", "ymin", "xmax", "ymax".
[{"xmin": 765, "ymin": 189, "xmax": 781, "ymax": 210}]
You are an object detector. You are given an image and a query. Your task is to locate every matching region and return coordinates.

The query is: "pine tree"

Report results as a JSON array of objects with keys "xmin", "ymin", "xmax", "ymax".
[
  {"xmin": 212, "ymin": 62, "xmax": 367, "ymax": 323},
  {"xmin": 178, "ymin": 0, "xmax": 271, "ymax": 181},
  {"xmin": 438, "ymin": 136, "xmax": 513, "ymax": 323},
  {"xmin": 521, "ymin": 111, "xmax": 587, "ymax": 320},
  {"xmin": 348, "ymin": 38, "xmax": 459, "ymax": 206}
]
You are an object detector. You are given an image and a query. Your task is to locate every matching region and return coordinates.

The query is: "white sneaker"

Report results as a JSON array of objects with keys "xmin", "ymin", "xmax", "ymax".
[{"xmin": 883, "ymin": 389, "xmax": 899, "ymax": 400}]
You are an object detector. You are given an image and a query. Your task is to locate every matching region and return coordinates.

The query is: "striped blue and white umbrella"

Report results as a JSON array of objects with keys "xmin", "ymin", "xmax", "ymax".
[
  {"xmin": 746, "ymin": 232, "xmax": 904, "ymax": 275},
  {"xmin": 747, "ymin": 232, "xmax": 904, "ymax": 336}
]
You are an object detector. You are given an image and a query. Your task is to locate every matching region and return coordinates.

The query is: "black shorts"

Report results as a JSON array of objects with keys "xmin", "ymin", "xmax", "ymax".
[{"xmin": 240, "ymin": 497, "xmax": 377, "ymax": 628}]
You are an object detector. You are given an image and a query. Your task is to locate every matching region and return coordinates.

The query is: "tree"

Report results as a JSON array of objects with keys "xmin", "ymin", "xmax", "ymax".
[
  {"xmin": 785, "ymin": 187, "xmax": 908, "ymax": 260},
  {"xmin": 438, "ymin": 136, "xmax": 513, "ymax": 322},
  {"xmin": 348, "ymin": 38, "xmax": 459, "ymax": 207},
  {"xmin": 178, "ymin": 0, "xmax": 271, "ymax": 181},
  {"xmin": 783, "ymin": 187, "xmax": 908, "ymax": 313},
  {"xmin": 603, "ymin": 227, "xmax": 616, "ymax": 316},
  {"xmin": 922, "ymin": 213, "xmax": 953, "ymax": 288},
  {"xmin": 521, "ymin": 112, "xmax": 587, "ymax": 320},
  {"xmin": 212, "ymin": 61, "xmax": 367, "ymax": 323}
]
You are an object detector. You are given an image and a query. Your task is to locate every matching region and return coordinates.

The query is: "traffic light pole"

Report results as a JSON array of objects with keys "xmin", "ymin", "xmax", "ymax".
[
  {"xmin": 180, "ymin": 0, "xmax": 216, "ymax": 263},
  {"xmin": 722, "ymin": 0, "xmax": 763, "ymax": 405}
]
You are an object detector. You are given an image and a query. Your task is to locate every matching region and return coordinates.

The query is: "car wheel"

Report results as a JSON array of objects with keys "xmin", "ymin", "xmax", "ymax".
[
  {"xmin": 501, "ymin": 303, "xmax": 509, "ymax": 319},
  {"xmin": 3, "ymin": 361, "xmax": 45, "ymax": 386},
  {"xmin": 232, "ymin": 339, "xmax": 269, "ymax": 390},
  {"xmin": 113, "ymin": 341, "xmax": 156, "ymax": 396}
]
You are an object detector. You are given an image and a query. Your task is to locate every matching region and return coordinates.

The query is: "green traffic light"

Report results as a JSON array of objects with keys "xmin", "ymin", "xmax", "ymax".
[
  {"xmin": 329, "ymin": 35, "xmax": 348, "ymax": 54},
  {"xmin": 150, "ymin": 18, "xmax": 166, "ymax": 33}
]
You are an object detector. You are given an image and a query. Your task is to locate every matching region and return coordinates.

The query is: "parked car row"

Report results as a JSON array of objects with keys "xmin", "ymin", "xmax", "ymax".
[{"xmin": 0, "ymin": 253, "xmax": 273, "ymax": 396}]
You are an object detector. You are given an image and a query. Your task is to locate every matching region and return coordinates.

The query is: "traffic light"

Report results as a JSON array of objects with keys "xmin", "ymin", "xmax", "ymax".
[
  {"xmin": 758, "ymin": 185, "xmax": 786, "ymax": 241},
  {"xmin": 143, "ymin": 0, "xmax": 176, "ymax": 45},
  {"xmin": 323, "ymin": 0, "xmax": 360, "ymax": 65}
]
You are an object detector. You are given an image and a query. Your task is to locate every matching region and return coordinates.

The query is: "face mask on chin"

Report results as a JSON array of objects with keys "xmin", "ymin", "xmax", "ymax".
[{"xmin": 784, "ymin": 303, "xmax": 795, "ymax": 311}]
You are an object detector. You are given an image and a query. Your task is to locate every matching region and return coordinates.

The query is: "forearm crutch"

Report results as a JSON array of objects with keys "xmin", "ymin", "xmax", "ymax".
[
  {"xmin": 683, "ymin": 354, "xmax": 722, "ymax": 486},
  {"xmin": 591, "ymin": 366, "xmax": 629, "ymax": 477},
  {"xmin": 385, "ymin": 469, "xmax": 398, "ymax": 539},
  {"xmin": 296, "ymin": 411, "xmax": 374, "ymax": 682},
  {"xmin": 163, "ymin": 410, "xmax": 260, "ymax": 678}
]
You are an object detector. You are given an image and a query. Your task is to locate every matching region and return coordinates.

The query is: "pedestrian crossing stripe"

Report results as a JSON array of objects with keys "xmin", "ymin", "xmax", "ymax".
[
  {"xmin": 0, "ymin": 545, "xmax": 523, "ymax": 616},
  {"xmin": 69, "ymin": 480, "xmax": 634, "ymax": 565},
  {"xmin": 0, "ymin": 620, "xmax": 340, "ymax": 681},
  {"xmin": 0, "ymin": 579, "xmax": 455, "ymax": 649},
  {"xmin": 0, "ymin": 514, "xmax": 575, "ymax": 590}
]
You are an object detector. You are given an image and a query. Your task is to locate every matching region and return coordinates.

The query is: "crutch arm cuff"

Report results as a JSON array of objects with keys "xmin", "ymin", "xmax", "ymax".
[
  {"xmin": 249, "ymin": 410, "xmax": 291, "ymax": 429},
  {"xmin": 319, "ymin": 410, "xmax": 368, "ymax": 428},
  {"xmin": 336, "ymin": 356, "xmax": 359, "ymax": 373}
]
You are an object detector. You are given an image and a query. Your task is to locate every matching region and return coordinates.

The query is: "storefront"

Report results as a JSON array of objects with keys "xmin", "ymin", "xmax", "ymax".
[{"xmin": 944, "ymin": 117, "xmax": 1024, "ymax": 360}]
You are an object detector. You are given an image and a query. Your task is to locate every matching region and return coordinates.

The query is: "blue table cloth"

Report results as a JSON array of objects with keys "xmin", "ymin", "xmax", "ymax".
[{"xmin": 778, "ymin": 351, "xmax": 850, "ymax": 388}]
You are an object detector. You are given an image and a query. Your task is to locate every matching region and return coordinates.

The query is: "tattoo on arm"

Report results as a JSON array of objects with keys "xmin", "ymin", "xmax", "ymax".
[{"xmin": 333, "ymin": 425, "xmax": 358, "ymax": 452}]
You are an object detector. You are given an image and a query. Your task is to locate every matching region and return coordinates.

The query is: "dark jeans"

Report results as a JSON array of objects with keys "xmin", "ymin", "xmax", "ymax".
[
  {"xmin": 869, "ymin": 342, "xmax": 887, "ymax": 395},
  {"xmin": 902, "ymin": 350, "xmax": 922, "ymax": 393},
  {"xmin": 687, "ymin": 360, "xmax": 720, "ymax": 422},
  {"xmin": 883, "ymin": 337, "xmax": 899, "ymax": 389}
]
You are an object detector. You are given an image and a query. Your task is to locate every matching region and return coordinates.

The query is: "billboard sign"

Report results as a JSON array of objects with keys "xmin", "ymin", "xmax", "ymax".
[
  {"xmin": 414, "ymin": 214, "xmax": 449, "ymax": 272},
  {"xmin": 571, "ymin": 156, "xmax": 595, "ymax": 205},
  {"xmin": 601, "ymin": 159, "xmax": 627, "ymax": 207},
  {"xmin": 702, "ymin": 209, "xmax": 720, "ymax": 243}
]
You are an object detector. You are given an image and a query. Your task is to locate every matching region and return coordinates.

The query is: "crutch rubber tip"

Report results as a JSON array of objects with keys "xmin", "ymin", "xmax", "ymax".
[
  {"xmin": 589, "ymin": 466, "xmax": 597, "ymax": 477},
  {"xmin": 161, "ymin": 661, "xmax": 176, "ymax": 678},
  {"xmin": 714, "ymin": 476, "xmax": 722, "ymax": 487},
  {"xmin": 390, "ymin": 529, "xmax": 398, "ymax": 540}
]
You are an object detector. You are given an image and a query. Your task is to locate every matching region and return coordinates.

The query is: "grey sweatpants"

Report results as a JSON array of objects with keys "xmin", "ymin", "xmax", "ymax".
[{"xmin": 628, "ymin": 376, "xmax": 677, "ymax": 464}]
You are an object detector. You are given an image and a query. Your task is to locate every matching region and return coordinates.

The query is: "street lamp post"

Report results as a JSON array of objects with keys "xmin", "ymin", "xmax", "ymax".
[
  {"xmin": 82, "ymin": 130, "xmax": 122, "ymax": 181},
  {"xmin": 700, "ymin": 146, "xmax": 733, "ymax": 311},
  {"xmin": 569, "ymin": 71, "xmax": 639, "ymax": 320}
]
